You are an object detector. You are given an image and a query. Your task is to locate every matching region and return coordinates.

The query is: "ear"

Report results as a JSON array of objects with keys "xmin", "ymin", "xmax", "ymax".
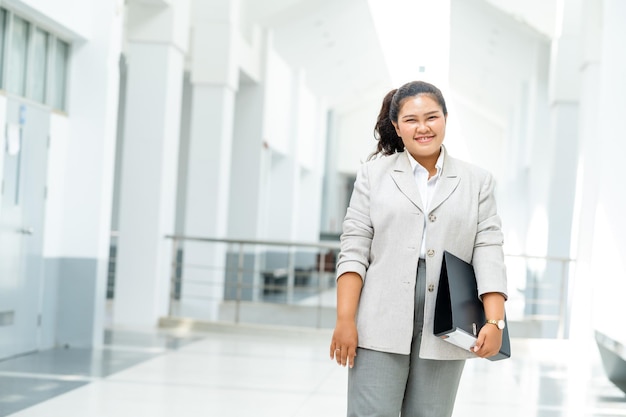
[{"xmin": 391, "ymin": 121, "xmax": 401, "ymax": 136}]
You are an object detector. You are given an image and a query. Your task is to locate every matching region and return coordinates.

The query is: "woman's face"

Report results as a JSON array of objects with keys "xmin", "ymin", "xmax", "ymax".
[{"xmin": 392, "ymin": 94, "xmax": 446, "ymax": 164}]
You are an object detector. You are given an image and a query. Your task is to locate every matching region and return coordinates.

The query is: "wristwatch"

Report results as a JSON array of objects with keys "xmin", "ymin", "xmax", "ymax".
[{"xmin": 486, "ymin": 319, "xmax": 506, "ymax": 330}]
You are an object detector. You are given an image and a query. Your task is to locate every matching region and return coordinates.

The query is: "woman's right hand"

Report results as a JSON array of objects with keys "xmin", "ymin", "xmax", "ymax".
[
  {"xmin": 330, "ymin": 271, "xmax": 362, "ymax": 368},
  {"xmin": 329, "ymin": 319, "xmax": 358, "ymax": 368}
]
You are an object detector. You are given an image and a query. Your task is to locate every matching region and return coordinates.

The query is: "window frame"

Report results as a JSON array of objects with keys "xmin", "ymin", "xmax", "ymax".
[{"xmin": 0, "ymin": 6, "xmax": 71, "ymax": 112}]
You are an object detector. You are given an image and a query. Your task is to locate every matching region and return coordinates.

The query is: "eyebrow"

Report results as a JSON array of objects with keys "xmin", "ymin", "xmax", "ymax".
[{"xmin": 402, "ymin": 110, "xmax": 441, "ymax": 119}]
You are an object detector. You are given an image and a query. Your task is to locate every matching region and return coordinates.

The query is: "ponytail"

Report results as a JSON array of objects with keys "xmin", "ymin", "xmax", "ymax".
[{"xmin": 369, "ymin": 89, "xmax": 404, "ymax": 160}]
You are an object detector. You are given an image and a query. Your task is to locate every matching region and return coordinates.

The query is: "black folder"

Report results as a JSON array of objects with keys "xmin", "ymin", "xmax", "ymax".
[{"xmin": 433, "ymin": 251, "xmax": 511, "ymax": 361}]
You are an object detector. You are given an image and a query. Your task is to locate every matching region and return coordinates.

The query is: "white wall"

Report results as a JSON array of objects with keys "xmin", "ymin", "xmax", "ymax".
[
  {"xmin": 55, "ymin": 0, "xmax": 123, "ymax": 260},
  {"xmin": 42, "ymin": 114, "xmax": 69, "ymax": 258},
  {"xmin": 263, "ymin": 48, "xmax": 293, "ymax": 156},
  {"xmin": 295, "ymin": 82, "xmax": 318, "ymax": 171},
  {"xmin": 228, "ymin": 82, "xmax": 265, "ymax": 239},
  {"xmin": 445, "ymin": 95, "xmax": 506, "ymax": 181},
  {"xmin": 265, "ymin": 152, "xmax": 293, "ymax": 240},
  {"xmin": 296, "ymin": 169, "xmax": 322, "ymax": 242},
  {"xmin": 335, "ymin": 100, "xmax": 381, "ymax": 175},
  {"xmin": 292, "ymin": 78, "xmax": 326, "ymax": 242}
]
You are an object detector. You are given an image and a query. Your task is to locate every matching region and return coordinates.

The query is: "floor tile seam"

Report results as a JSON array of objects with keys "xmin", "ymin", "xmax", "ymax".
[
  {"xmin": 173, "ymin": 327, "xmax": 333, "ymax": 343},
  {"xmin": 0, "ymin": 371, "xmax": 99, "ymax": 383},
  {"xmin": 99, "ymin": 344, "xmax": 175, "ymax": 354},
  {"xmin": 171, "ymin": 352, "xmax": 330, "ymax": 363},
  {"xmin": 97, "ymin": 376, "xmax": 323, "ymax": 395},
  {"xmin": 172, "ymin": 335, "xmax": 329, "ymax": 348},
  {"xmin": 164, "ymin": 348, "xmax": 331, "ymax": 363},
  {"xmin": 461, "ymin": 400, "xmax": 626, "ymax": 412}
]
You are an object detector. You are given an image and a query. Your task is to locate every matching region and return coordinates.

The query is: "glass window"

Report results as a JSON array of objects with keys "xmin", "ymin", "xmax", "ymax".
[
  {"xmin": 50, "ymin": 38, "xmax": 68, "ymax": 110},
  {"xmin": 0, "ymin": 9, "xmax": 7, "ymax": 88},
  {"xmin": 28, "ymin": 28, "xmax": 48, "ymax": 103},
  {"xmin": 7, "ymin": 15, "xmax": 30, "ymax": 96}
]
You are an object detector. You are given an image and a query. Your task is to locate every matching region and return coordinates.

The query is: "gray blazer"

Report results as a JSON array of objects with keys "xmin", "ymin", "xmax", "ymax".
[{"xmin": 336, "ymin": 148, "xmax": 508, "ymax": 359}]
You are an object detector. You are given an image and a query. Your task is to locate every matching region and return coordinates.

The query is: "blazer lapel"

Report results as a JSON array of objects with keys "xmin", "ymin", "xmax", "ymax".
[
  {"xmin": 390, "ymin": 153, "xmax": 424, "ymax": 211},
  {"xmin": 430, "ymin": 153, "xmax": 460, "ymax": 212}
]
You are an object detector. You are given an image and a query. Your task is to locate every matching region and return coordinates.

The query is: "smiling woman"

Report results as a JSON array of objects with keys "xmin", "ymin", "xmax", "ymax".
[{"xmin": 330, "ymin": 80, "xmax": 508, "ymax": 417}]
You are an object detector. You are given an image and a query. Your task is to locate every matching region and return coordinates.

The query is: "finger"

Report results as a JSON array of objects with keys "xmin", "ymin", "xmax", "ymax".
[
  {"xmin": 348, "ymin": 348, "xmax": 357, "ymax": 368},
  {"xmin": 341, "ymin": 349, "xmax": 348, "ymax": 367},
  {"xmin": 476, "ymin": 337, "xmax": 498, "ymax": 357},
  {"xmin": 335, "ymin": 347, "xmax": 342, "ymax": 365},
  {"xmin": 480, "ymin": 347, "xmax": 494, "ymax": 358},
  {"xmin": 330, "ymin": 343, "xmax": 336, "ymax": 359},
  {"xmin": 472, "ymin": 338, "xmax": 481, "ymax": 351}
]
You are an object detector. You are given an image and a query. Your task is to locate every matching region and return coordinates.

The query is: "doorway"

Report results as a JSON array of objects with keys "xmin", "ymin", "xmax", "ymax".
[{"xmin": 0, "ymin": 98, "xmax": 50, "ymax": 359}]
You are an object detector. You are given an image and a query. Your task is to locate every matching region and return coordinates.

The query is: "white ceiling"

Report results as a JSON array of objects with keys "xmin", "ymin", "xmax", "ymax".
[
  {"xmin": 450, "ymin": 0, "xmax": 550, "ymax": 124},
  {"xmin": 243, "ymin": 0, "xmax": 391, "ymax": 113},
  {"xmin": 242, "ymin": 0, "xmax": 553, "ymax": 118},
  {"xmin": 484, "ymin": 0, "xmax": 557, "ymax": 39}
]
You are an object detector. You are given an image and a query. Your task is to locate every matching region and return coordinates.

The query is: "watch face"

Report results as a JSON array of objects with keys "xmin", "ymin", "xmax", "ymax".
[{"xmin": 497, "ymin": 320, "xmax": 506, "ymax": 330}]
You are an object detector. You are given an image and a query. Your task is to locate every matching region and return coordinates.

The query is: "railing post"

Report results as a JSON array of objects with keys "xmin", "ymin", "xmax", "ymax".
[
  {"xmin": 557, "ymin": 259, "xmax": 569, "ymax": 339},
  {"xmin": 168, "ymin": 237, "xmax": 180, "ymax": 317},
  {"xmin": 286, "ymin": 247, "xmax": 296, "ymax": 304},
  {"xmin": 316, "ymin": 251, "xmax": 326, "ymax": 328},
  {"xmin": 235, "ymin": 242, "xmax": 244, "ymax": 324}
]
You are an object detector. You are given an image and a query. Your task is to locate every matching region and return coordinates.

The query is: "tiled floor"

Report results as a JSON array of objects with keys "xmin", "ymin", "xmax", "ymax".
[{"xmin": 1, "ymin": 324, "xmax": 625, "ymax": 417}]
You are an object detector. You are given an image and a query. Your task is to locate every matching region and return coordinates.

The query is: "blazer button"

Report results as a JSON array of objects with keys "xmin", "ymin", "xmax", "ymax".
[
  {"xmin": 428, "ymin": 284, "xmax": 435, "ymax": 292},
  {"xmin": 429, "ymin": 214, "xmax": 437, "ymax": 222},
  {"xmin": 427, "ymin": 249, "xmax": 435, "ymax": 257}
]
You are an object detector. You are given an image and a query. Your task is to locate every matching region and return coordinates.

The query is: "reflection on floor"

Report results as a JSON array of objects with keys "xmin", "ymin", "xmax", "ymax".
[{"xmin": 1, "ymin": 324, "xmax": 625, "ymax": 417}]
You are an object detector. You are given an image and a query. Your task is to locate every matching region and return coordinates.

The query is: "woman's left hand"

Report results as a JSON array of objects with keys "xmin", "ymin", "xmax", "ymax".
[{"xmin": 472, "ymin": 323, "xmax": 503, "ymax": 358}]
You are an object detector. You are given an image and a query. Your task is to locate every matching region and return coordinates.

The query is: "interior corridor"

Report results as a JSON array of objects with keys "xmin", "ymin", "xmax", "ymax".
[{"xmin": 0, "ymin": 324, "xmax": 624, "ymax": 417}]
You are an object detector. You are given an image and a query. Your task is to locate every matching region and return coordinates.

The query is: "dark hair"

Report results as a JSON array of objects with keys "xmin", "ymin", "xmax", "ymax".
[{"xmin": 369, "ymin": 81, "xmax": 448, "ymax": 159}]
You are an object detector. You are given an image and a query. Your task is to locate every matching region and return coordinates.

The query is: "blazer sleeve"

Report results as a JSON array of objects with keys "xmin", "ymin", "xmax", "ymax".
[
  {"xmin": 472, "ymin": 172, "xmax": 508, "ymax": 299},
  {"xmin": 335, "ymin": 162, "xmax": 374, "ymax": 282}
]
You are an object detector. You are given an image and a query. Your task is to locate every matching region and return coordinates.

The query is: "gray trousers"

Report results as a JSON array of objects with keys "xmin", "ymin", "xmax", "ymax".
[{"xmin": 347, "ymin": 259, "xmax": 465, "ymax": 417}]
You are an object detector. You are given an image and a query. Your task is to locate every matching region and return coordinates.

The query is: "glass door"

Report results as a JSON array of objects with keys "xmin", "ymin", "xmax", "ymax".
[{"xmin": 0, "ymin": 100, "xmax": 49, "ymax": 359}]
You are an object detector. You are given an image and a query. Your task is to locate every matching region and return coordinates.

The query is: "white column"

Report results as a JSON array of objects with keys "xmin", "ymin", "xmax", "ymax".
[
  {"xmin": 565, "ymin": 3, "xmax": 608, "ymax": 410},
  {"xmin": 178, "ymin": 0, "xmax": 239, "ymax": 319},
  {"xmin": 228, "ymin": 64, "xmax": 266, "ymax": 239},
  {"xmin": 51, "ymin": 0, "xmax": 124, "ymax": 347},
  {"xmin": 524, "ymin": 0, "xmax": 583, "ymax": 337},
  {"xmin": 584, "ymin": 0, "xmax": 626, "ymax": 343},
  {"xmin": 292, "ymin": 73, "xmax": 327, "ymax": 243},
  {"xmin": 545, "ymin": 0, "xmax": 582, "ymax": 257},
  {"xmin": 569, "ymin": 0, "xmax": 603, "ymax": 338},
  {"xmin": 113, "ymin": 0, "xmax": 189, "ymax": 328},
  {"xmin": 320, "ymin": 111, "xmax": 341, "ymax": 235}
]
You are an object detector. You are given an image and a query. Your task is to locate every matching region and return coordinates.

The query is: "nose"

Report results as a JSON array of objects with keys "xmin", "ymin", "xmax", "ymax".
[{"xmin": 415, "ymin": 122, "xmax": 428, "ymax": 132}]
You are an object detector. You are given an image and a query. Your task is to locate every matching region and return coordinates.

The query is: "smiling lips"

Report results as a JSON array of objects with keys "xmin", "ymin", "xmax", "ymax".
[{"xmin": 415, "ymin": 135, "xmax": 434, "ymax": 142}]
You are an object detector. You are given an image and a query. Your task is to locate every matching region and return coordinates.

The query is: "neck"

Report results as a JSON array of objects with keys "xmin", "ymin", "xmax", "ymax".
[{"xmin": 412, "ymin": 151, "xmax": 440, "ymax": 176}]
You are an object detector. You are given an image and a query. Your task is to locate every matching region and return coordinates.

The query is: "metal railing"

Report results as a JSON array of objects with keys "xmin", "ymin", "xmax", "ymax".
[
  {"xmin": 164, "ymin": 235, "xmax": 340, "ymax": 329},
  {"xmin": 106, "ymin": 233, "xmax": 576, "ymax": 337},
  {"xmin": 503, "ymin": 253, "xmax": 575, "ymax": 339}
]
